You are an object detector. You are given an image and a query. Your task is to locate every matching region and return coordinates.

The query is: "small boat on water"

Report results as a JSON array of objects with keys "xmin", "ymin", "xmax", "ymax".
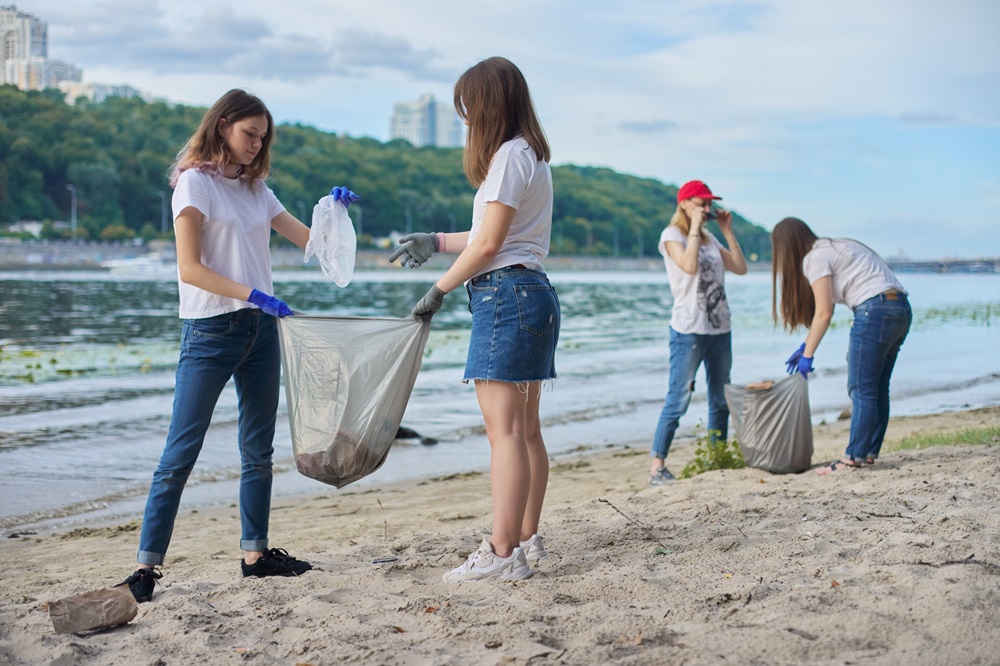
[{"xmin": 100, "ymin": 252, "xmax": 176, "ymax": 276}]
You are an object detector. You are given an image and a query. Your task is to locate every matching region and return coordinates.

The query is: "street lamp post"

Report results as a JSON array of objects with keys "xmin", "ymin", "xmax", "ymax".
[
  {"xmin": 353, "ymin": 204, "xmax": 363, "ymax": 237},
  {"xmin": 158, "ymin": 191, "xmax": 168, "ymax": 234},
  {"xmin": 65, "ymin": 184, "xmax": 77, "ymax": 240}
]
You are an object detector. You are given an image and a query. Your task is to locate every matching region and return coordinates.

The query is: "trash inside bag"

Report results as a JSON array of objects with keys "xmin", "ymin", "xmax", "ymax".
[
  {"xmin": 303, "ymin": 195, "xmax": 357, "ymax": 287},
  {"xmin": 724, "ymin": 375, "xmax": 813, "ymax": 474},
  {"xmin": 278, "ymin": 316, "xmax": 430, "ymax": 488}
]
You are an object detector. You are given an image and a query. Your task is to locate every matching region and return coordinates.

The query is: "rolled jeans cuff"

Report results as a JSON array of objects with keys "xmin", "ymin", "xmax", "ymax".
[
  {"xmin": 137, "ymin": 550, "xmax": 165, "ymax": 567},
  {"xmin": 241, "ymin": 538, "xmax": 268, "ymax": 553}
]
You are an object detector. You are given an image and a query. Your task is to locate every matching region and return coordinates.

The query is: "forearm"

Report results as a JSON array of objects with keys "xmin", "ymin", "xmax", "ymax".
[
  {"xmin": 273, "ymin": 211, "xmax": 310, "ymax": 250},
  {"xmin": 722, "ymin": 231, "xmax": 748, "ymax": 274},
  {"xmin": 804, "ymin": 311, "xmax": 832, "ymax": 357},
  {"xmin": 434, "ymin": 239, "xmax": 497, "ymax": 293},
  {"xmin": 177, "ymin": 261, "xmax": 255, "ymax": 301},
  {"xmin": 437, "ymin": 231, "xmax": 470, "ymax": 254}
]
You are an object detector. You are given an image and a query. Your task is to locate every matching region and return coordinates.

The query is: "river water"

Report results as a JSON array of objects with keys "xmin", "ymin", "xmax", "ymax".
[{"xmin": 1, "ymin": 268, "xmax": 997, "ymax": 533}]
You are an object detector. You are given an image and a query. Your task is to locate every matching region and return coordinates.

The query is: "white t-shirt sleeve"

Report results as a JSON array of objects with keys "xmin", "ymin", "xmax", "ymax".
[
  {"xmin": 479, "ymin": 146, "xmax": 531, "ymax": 209},
  {"xmin": 802, "ymin": 249, "xmax": 832, "ymax": 285},
  {"xmin": 659, "ymin": 226, "xmax": 684, "ymax": 255},
  {"xmin": 172, "ymin": 170, "xmax": 212, "ymax": 221},
  {"xmin": 263, "ymin": 183, "xmax": 286, "ymax": 220}
]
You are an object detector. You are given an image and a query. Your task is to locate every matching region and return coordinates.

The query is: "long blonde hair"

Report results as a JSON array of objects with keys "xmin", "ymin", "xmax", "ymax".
[
  {"xmin": 771, "ymin": 217, "xmax": 819, "ymax": 330},
  {"xmin": 454, "ymin": 57, "xmax": 550, "ymax": 187},
  {"xmin": 169, "ymin": 89, "xmax": 274, "ymax": 187},
  {"xmin": 669, "ymin": 205, "xmax": 701, "ymax": 239}
]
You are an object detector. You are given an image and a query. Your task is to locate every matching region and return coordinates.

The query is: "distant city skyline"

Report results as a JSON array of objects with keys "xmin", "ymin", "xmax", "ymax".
[
  {"xmin": 390, "ymin": 93, "xmax": 464, "ymax": 148},
  {"xmin": 5, "ymin": 0, "xmax": 999, "ymax": 259}
]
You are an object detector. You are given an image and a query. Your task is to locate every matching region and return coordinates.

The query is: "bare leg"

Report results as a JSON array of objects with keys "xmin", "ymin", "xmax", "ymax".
[
  {"xmin": 520, "ymin": 382, "xmax": 548, "ymax": 541},
  {"xmin": 475, "ymin": 380, "xmax": 545, "ymax": 557}
]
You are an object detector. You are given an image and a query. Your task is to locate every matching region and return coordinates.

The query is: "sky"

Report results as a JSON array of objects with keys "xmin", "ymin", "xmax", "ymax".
[{"xmin": 20, "ymin": 0, "xmax": 1000, "ymax": 259}]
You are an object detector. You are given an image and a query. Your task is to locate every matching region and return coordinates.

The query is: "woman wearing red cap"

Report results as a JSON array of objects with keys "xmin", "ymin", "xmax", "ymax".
[{"xmin": 648, "ymin": 180, "xmax": 747, "ymax": 485}]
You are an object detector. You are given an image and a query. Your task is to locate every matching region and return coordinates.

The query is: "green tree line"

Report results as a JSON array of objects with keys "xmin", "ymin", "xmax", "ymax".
[{"xmin": 0, "ymin": 85, "xmax": 771, "ymax": 259}]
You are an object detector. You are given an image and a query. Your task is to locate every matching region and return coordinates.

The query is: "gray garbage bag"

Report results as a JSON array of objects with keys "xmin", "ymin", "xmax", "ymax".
[
  {"xmin": 278, "ymin": 315, "xmax": 430, "ymax": 488},
  {"xmin": 724, "ymin": 375, "xmax": 813, "ymax": 474}
]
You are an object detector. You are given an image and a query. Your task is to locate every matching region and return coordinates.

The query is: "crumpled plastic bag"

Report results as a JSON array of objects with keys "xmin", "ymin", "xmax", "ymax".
[
  {"xmin": 278, "ymin": 315, "xmax": 430, "ymax": 488},
  {"xmin": 724, "ymin": 375, "xmax": 814, "ymax": 474},
  {"xmin": 48, "ymin": 587, "xmax": 138, "ymax": 634},
  {"xmin": 303, "ymin": 195, "xmax": 356, "ymax": 287}
]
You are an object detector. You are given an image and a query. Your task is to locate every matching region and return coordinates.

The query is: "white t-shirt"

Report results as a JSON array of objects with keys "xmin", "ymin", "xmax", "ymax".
[
  {"xmin": 659, "ymin": 226, "xmax": 732, "ymax": 334},
  {"xmin": 172, "ymin": 169, "xmax": 285, "ymax": 319},
  {"xmin": 802, "ymin": 239, "xmax": 906, "ymax": 309},
  {"xmin": 467, "ymin": 136, "xmax": 552, "ymax": 274}
]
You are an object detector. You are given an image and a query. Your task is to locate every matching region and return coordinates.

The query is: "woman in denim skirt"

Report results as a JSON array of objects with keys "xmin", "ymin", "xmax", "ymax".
[
  {"xmin": 390, "ymin": 57, "xmax": 559, "ymax": 582},
  {"xmin": 648, "ymin": 180, "xmax": 748, "ymax": 486},
  {"xmin": 771, "ymin": 217, "xmax": 912, "ymax": 475},
  {"xmin": 116, "ymin": 89, "xmax": 358, "ymax": 602}
]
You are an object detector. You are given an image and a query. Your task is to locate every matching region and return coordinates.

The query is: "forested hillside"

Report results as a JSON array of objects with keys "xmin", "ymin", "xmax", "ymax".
[{"xmin": 0, "ymin": 85, "xmax": 771, "ymax": 259}]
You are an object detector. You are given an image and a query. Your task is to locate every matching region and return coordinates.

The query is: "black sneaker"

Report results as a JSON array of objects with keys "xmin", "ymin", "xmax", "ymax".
[
  {"xmin": 241, "ymin": 548, "xmax": 312, "ymax": 578},
  {"xmin": 115, "ymin": 567, "xmax": 162, "ymax": 603}
]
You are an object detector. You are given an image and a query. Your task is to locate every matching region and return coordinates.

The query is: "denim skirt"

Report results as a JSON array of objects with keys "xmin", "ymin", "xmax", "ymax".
[{"xmin": 464, "ymin": 265, "xmax": 560, "ymax": 383}]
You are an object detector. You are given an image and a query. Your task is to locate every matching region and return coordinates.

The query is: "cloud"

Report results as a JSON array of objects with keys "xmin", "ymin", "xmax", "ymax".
[
  {"xmin": 898, "ymin": 112, "xmax": 962, "ymax": 125},
  {"xmin": 619, "ymin": 119, "xmax": 679, "ymax": 134},
  {"xmin": 45, "ymin": 1, "xmax": 454, "ymax": 83}
]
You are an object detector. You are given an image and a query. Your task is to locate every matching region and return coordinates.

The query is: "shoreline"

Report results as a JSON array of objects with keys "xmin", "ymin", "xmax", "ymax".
[{"xmin": 2, "ymin": 405, "xmax": 998, "ymax": 664}]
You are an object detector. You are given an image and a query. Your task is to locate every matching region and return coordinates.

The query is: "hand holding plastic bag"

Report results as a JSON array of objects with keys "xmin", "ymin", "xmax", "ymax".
[
  {"xmin": 330, "ymin": 186, "xmax": 360, "ymax": 207},
  {"xmin": 248, "ymin": 289, "xmax": 293, "ymax": 317},
  {"xmin": 303, "ymin": 187, "xmax": 358, "ymax": 287},
  {"xmin": 785, "ymin": 343, "xmax": 805, "ymax": 374},
  {"xmin": 412, "ymin": 285, "xmax": 446, "ymax": 321}
]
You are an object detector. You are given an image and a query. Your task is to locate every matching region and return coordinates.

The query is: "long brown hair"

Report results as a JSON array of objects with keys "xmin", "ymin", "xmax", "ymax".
[
  {"xmin": 771, "ymin": 217, "xmax": 819, "ymax": 330},
  {"xmin": 454, "ymin": 57, "xmax": 550, "ymax": 187},
  {"xmin": 169, "ymin": 89, "xmax": 274, "ymax": 187}
]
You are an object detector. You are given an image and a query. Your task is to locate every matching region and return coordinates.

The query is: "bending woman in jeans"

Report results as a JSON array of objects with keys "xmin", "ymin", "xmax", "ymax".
[
  {"xmin": 389, "ymin": 57, "xmax": 559, "ymax": 582},
  {"xmin": 648, "ymin": 180, "xmax": 748, "ymax": 485},
  {"xmin": 771, "ymin": 217, "xmax": 911, "ymax": 475}
]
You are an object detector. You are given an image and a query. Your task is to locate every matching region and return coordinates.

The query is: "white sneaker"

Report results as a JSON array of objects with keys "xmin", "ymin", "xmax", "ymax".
[
  {"xmin": 519, "ymin": 533, "xmax": 548, "ymax": 561},
  {"xmin": 442, "ymin": 538, "xmax": 534, "ymax": 583}
]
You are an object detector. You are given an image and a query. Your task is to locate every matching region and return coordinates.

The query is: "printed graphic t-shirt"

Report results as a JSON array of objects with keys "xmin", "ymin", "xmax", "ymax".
[{"xmin": 659, "ymin": 226, "xmax": 732, "ymax": 334}]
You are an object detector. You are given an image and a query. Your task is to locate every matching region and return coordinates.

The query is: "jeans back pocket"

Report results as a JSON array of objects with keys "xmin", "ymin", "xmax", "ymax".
[{"xmin": 514, "ymin": 283, "xmax": 557, "ymax": 337}]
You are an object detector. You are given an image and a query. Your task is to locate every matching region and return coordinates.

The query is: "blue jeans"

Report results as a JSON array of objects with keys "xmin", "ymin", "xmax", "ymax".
[
  {"xmin": 845, "ymin": 292, "xmax": 912, "ymax": 462},
  {"xmin": 651, "ymin": 329, "xmax": 732, "ymax": 460},
  {"xmin": 137, "ymin": 309, "xmax": 280, "ymax": 565},
  {"xmin": 464, "ymin": 266, "xmax": 560, "ymax": 383}
]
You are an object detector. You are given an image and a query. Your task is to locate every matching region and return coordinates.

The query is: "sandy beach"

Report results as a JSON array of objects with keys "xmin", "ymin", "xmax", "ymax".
[{"xmin": 1, "ymin": 406, "xmax": 998, "ymax": 665}]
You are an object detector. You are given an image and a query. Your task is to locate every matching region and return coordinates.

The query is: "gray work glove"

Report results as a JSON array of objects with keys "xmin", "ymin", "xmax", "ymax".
[
  {"xmin": 389, "ymin": 233, "xmax": 439, "ymax": 269},
  {"xmin": 412, "ymin": 285, "xmax": 447, "ymax": 321}
]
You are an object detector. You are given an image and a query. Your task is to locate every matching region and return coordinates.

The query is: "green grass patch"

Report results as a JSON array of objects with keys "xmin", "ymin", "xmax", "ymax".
[
  {"xmin": 679, "ymin": 428, "xmax": 745, "ymax": 479},
  {"xmin": 886, "ymin": 425, "xmax": 1000, "ymax": 452}
]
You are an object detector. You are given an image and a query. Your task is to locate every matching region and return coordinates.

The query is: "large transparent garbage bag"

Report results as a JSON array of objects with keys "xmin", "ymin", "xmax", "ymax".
[
  {"xmin": 724, "ymin": 375, "xmax": 813, "ymax": 474},
  {"xmin": 303, "ymin": 195, "xmax": 356, "ymax": 287},
  {"xmin": 278, "ymin": 316, "xmax": 430, "ymax": 488}
]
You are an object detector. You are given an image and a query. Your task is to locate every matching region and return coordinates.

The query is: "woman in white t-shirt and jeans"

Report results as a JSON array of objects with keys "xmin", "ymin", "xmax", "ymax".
[
  {"xmin": 389, "ymin": 57, "xmax": 559, "ymax": 582},
  {"xmin": 771, "ymin": 217, "xmax": 911, "ymax": 475},
  {"xmin": 116, "ymin": 89, "xmax": 358, "ymax": 602},
  {"xmin": 649, "ymin": 180, "xmax": 748, "ymax": 485}
]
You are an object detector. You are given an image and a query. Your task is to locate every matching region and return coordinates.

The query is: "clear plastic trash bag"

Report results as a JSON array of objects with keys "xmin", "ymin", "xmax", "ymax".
[
  {"xmin": 724, "ymin": 375, "xmax": 814, "ymax": 474},
  {"xmin": 278, "ymin": 315, "xmax": 430, "ymax": 488},
  {"xmin": 303, "ymin": 195, "xmax": 356, "ymax": 287}
]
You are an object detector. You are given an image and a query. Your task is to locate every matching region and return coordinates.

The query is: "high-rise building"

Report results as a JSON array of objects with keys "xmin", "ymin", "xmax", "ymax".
[
  {"xmin": 390, "ymin": 93, "xmax": 464, "ymax": 148},
  {"xmin": 1, "ymin": 5, "xmax": 81, "ymax": 90}
]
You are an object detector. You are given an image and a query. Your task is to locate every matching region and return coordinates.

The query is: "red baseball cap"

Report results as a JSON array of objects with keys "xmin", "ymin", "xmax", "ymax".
[{"xmin": 677, "ymin": 180, "xmax": 722, "ymax": 202}]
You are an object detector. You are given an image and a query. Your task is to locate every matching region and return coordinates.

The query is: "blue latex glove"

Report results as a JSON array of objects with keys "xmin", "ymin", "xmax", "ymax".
[
  {"xmin": 785, "ymin": 343, "xmax": 806, "ymax": 374},
  {"xmin": 329, "ymin": 186, "xmax": 360, "ymax": 207},
  {"xmin": 796, "ymin": 355, "xmax": 814, "ymax": 379},
  {"xmin": 412, "ymin": 285, "xmax": 446, "ymax": 321},
  {"xmin": 248, "ymin": 289, "xmax": 293, "ymax": 317},
  {"xmin": 389, "ymin": 233, "xmax": 439, "ymax": 269}
]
